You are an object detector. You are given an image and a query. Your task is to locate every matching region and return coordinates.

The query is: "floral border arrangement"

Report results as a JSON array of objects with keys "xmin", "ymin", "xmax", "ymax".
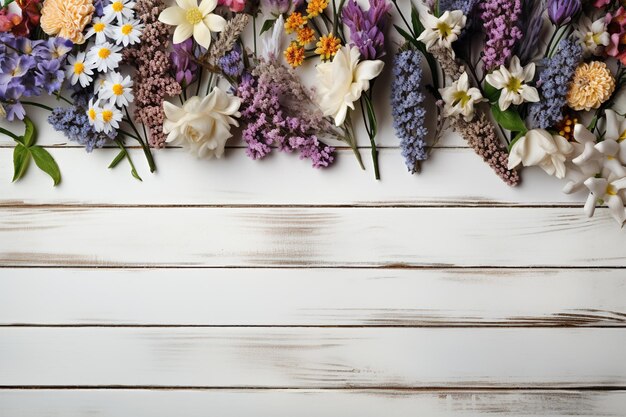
[{"xmin": 2, "ymin": 0, "xmax": 626, "ymax": 226}]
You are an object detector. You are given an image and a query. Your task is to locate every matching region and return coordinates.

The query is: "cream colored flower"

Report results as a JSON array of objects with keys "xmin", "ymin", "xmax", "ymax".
[
  {"xmin": 584, "ymin": 174, "xmax": 626, "ymax": 226},
  {"xmin": 315, "ymin": 45, "xmax": 384, "ymax": 126},
  {"xmin": 439, "ymin": 72, "xmax": 484, "ymax": 122},
  {"xmin": 416, "ymin": 10, "xmax": 466, "ymax": 56},
  {"xmin": 575, "ymin": 16, "xmax": 610, "ymax": 55},
  {"xmin": 485, "ymin": 56, "xmax": 539, "ymax": 111},
  {"xmin": 571, "ymin": 121, "xmax": 626, "ymax": 178},
  {"xmin": 158, "ymin": 0, "xmax": 226, "ymax": 49},
  {"xmin": 566, "ymin": 61, "xmax": 615, "ymax": 111},
  {"xmin": 508, "ymin": 129, "xmax": 574, "ymax": 179},
  {"xmin": 163, "ymin": 87, "xmax": 241, "ymax": 159},
  {"xmin": 40, "ymin": 0, "xmax": 95, "ymax": 44}
]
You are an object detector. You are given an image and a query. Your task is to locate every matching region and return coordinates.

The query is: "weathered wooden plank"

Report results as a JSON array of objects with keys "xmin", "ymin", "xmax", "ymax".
[
  {"xmin": 0, "ymin": 268, "xmax": 624, "ymax": 327},
  {"xmin": 0, "ymin": 148, "xmax": 580, "ymax": 206},
  {"xmin": 0, "ymin": 207, "xmax": 623, "ymax": 267},
  {"xmin": 0, "ymin": 328, "xmax": 624, "ymax": 387},
  {"xmin": 1, "ymin": 389, "xmax": 625, "ymax": 416}
]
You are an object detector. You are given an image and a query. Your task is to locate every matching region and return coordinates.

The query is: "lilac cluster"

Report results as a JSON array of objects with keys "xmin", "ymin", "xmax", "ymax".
[
  {"xmin": 341, "ymin": 0, "xmax": 391, "ymax": 60},
  {"xmin": 218, "ymin": 47, "xmax": 243, "ymax": 78},
  {"xmin": 0, "ymin": 34, "xmax": 72, "ymax": 121},
  {"xmin": 390, "ymin": 48, "xmax": 428, "ymax": 174},
  {"xmin": 528, "ymin": 39, "xmax": 582, "ymax": 129},
  {"xmin": 236, "ymin": 73, "xmax": 335, "ymax": 168},
  {"xmin": 48, "ymin": 106, "xmax": 117, "ymax": 152},
  {"xmin": 479, "ymin": 0, "xmax": 524, "ymax": 72},
  {"xmin": 170, "ymin": 38, "xmax": 198, "ymax": 87}
]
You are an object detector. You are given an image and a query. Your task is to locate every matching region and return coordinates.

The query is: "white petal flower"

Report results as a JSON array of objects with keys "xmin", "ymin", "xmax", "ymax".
[
  {"xmin": 508, "ymin": 129, "xmax": 574, "ymax": 179},
  {"xmin": 86, "ymin": 42, "xmax": 123, "ymax": 73},
  {"xmin": 485, "ymin": 56, "xmax": 540, "ymax": 111},
  {"xmin": 583, "ymin": 174, "xmax": 626, "ymax": 226},
  {"xmin": 103, "ymin": 0, "xmax": 136, "ymax": 23},
  {"xmin": 574, "ymin": 16, "xmax": 610, "ymax": 56},
  {"xmin": 158, "ymin": 0, "xmax": 226, "ymax": 49},
  {"xmin": 111, "ymin": 19, "xmax": 145, "ymax": 46},
  {"xmin": 93, "ymin": 102, "xmax": 123, "ymax": 134},
  {"xmin": 163, "ymin": 87, "xmax": 241, "ymax": 158},
  {"xmin": 99, "ymin": 72, "xmax": 134, "ymax": 107},
  {"xmin": 65, "ymin": 52, "xmax": 95, "ymax": 88},
  {"xmin": 86, "ymin": 16, "xmax": 115, "ymax": 44},
  {"xmin": 315, "ymin": 45, "xmax": 384, "ymax": 126},
  {"xmin": 572, "ymin": 121, "xmax": 626, "ymax": 178},
  {"xmin": 416, "ymin": 10, "xmax": 466, "ymax": 56},
  {"xmin": 262, "ymin": 14, "xmax": 284, "ymax": 61},
  {"xmin": 439, "ymin": 72, "xmax": 484, "ymax": 121}
]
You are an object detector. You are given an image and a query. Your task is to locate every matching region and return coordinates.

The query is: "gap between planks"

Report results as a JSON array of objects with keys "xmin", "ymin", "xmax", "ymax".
[{"xmin": 1, "ymin": 386, "xmax": 625, "ymax": 391}]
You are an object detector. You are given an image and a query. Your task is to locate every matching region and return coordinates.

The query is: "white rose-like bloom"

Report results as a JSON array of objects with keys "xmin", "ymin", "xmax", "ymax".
[
  {"xmin": 485, "ymin": 56, "xmax": 540, "ymax": 111},
  {"xmin": 316, "ymin": 45, "xmax": 384, "ymax": 126},
  {"xmin": 508, "ymin": 129, "xmax": 574, "ymax": 179},
  {"xmin": 163, "ymin": 87, "xmax": 241, "ymax": 159},
  {"xmin": 158, "ymin": 0, "xmax": 226, "ymax": 49},
  {"xmin": 417, "ymin": 10, "xmax": 466, "ymax": 56},
  {"xmin": 439, "ymin": 72, "xmax": 484, "ymax": 121}
]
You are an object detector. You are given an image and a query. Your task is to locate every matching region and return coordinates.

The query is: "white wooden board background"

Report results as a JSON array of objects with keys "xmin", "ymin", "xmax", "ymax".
[{"xmin": 1, "ymin": 9, "xmax": 626, "ymax": 413}]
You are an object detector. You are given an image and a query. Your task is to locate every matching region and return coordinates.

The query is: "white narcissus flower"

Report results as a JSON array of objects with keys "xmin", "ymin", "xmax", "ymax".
[
  {"xmin": 158, "ymin": 0, "xmax": 226, "ymax": 49},
  {"xmin": 602, "ymin": 109, "xmax": 626, "ymax": 163},
  {"xmin": 584, "ymin": 174, "xmax": 626, "ymax": 226},
  {"xmin": 416, "ymin": 10, "xmax": 466, "ymax": 56},
  {"xmin": 484, "ymin": 56, "xmax": 540, "ymax": 111},
  {"xmin": 575, "ymin": 16, "xmax": 610, "ymax": 55},
  {"xmin": 163, "ymin": 87, "xmax": 241, "ymax": 159},
  {"xmin": 508, "ymin": 129, "xmax": 574, "ymax": 179},
  {"xmin": 439, "ymin": 72, "xmax": 484, "ymax": 121},
  {"xmin": 572, "ymin": 120, "xmax": 626, "ymax": 178},
  {"xmin": 315, "ymin": 45, "xmax": 384, "ymax": 126}
]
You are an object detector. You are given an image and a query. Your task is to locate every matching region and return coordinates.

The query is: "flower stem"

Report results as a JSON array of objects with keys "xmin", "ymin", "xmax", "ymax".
[
  {"xmin": 124, "ymin": 107, "xmax": 156, "ymax": 173},
  {"xmin": 360, "ymin": 94, "xmax": 380, "ymax": 180},
  {"xmin": 0, "ymin": 127, "xmax": 19, "ymax": 140},
  {"xmin": 344, "ymin": 114, "xmax": 365, "ymax": 170},
  {"xmin": 392, "ymin": 0, "xmax": 416, "ymax": 37},
  {"xmin": 114, "ymin": 138, "xmax": 142, "ymax": 181},
  {"xmin": 21, "ymin": 101, "xmax": 54, "ymax": 111}
]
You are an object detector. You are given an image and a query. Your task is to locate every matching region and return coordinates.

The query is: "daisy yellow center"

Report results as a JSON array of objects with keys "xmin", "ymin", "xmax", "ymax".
[
  {"xmin": 607, "ymin": 184, "xmax": 618, "ymax": 196},
  {"xmin": 88, "ymin": 108, "xmax": 97, "ymax": 120},
  {"xmin": 112, "ymin": 83, "xmax": 124, "ymax": 96},
  {"xmin": 436, "ymin": 22, "xmax": 452, "ymax": 38},
  {"xmin": 121, "ymin": 24, "xmax": 133, "ymax": 35},
  {"xmin": 102, "ymin": 109, "xmax": 113, "ymax": 123},
  {"xmin": 505, "ymin": 77, "xmax": 522, "ymax": 93},
  {"xmin": 73, "ymin": 62, "xmax": 85, "ymax": 74},
  {"xmin": 452, "ymin": 90, "xmax": 471, "ymax": 107},
  {"xmin": 98, "ymin": 48, "xmax": 111, "ymax": 59},
  {"xmin": 186, "ymin": 8, "xmax": 203, "ymax": 25},
  {"xmin": 93, "ymin": 22, "xmax": 105, "ymax": 32},
  {"xmin": 112, "ymin": 1, "xmax": 123, "ymax": 12}
]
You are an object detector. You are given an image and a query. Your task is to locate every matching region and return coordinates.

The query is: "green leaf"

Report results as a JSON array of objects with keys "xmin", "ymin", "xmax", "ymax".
[
  {"xmin": 30, "ymin": 146, "xmax": 61, "ymax": 186},
  {"xmin": 21, "ymin": 116, "xmax": 37, "ymax": 147},
  {"xmin": 259, "ymin": 19, "xmax": 276, "ymax": 35},
  {"xmin": 410, "ymin": 3, "xmax": 425, "ymax": 36},
  {"xmin": 108, "ymin": 149, "xmax": 127, "ymax": 169},
  {"xmin": 131, "ymin": 166, "xmax": 143, "ymax": 181},
  {"xmin": 491, "ymin": 104, "xmax": 528, "ymax": 134},
  {"xmin": 394, "ymin": 24, "xmax": 418, "ymax": 47},
  {"xmin": 483, "ymin": 82, "xmax": 500, "ymax": 103},
  {"xmin": 12, "ymin": 144, "xmax": 31, "ymax": 183}
]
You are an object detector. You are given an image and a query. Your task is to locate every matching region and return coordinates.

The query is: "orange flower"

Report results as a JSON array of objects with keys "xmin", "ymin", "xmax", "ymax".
[
  {"xmin": 306, "ymin": 0, "xmax": 328, "ymax": 18},
  {"xmin": 566, "ymin": 61, "xmax": 615, "ymax": 111},
  {"xmin": 40, "ymin": 0, "xmax": 95, "ymax": 44},
  {"xmin": 285, "ymin": 12, "xmax": 307, "ymax": 34},
  {"xmin": 296, "ymin": 26, "xmax": 315, "ymax": 45},
  {"xmin": 315, "ymin": 33, "xmax": 341, "ymax": 60},
  {"xmin": 284, "ymin": 42, "xmax": 305, "ymax": 68}
]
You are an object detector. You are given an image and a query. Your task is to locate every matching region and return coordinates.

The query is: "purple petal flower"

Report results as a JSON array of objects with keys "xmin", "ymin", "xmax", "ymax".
[
  {"xmin": 0, "ymin": 84, "xmax": 26, "ymax": 121},
  {"xmin": 170, "ymin": 38, "xmax": 198, "ymax": 87},
  {"xmin": 0, "ymin": 55, "xmax": 36, "ymax": 85},
  {"xmin": 35, "ymin": 60, "xmax": 65, "ymax": 95},
  {"xmin": 342, "ymin": 0, "xmax": 391, "ymax": 60},
  {"xmin": 547, "ymin": 0, "xmax": 581, "ymax": 26}
]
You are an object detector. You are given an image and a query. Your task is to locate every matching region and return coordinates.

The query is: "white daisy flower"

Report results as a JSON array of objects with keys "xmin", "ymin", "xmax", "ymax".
[
  {"xmin": 86, "ymin": 42, "xmax": 123, "ymax": 73},
  {"xmin": 103, "ymin": 0, "xmax": 136, "ymax": 23},
  {"xmin": 484, "ymin": 56, "xmax": 540, "ymax": 111},
  {"xmin": 86, "ymin": 98, "xmax": 103, "ymax": 127},
  {"xmin": 99, "ymin": 72, "xmax": 134, "ymax": 107},
  {"xmin": 86, "ymin": 16, "xmax": 115, "ymax": 44},
  {"xmin": 94, "ymin": 102, "xmax": 123, "ymax": 134},
  {"xmin": 112, "ymin": 19, "xmax": 145, "ymax": 46},
  {"xmin": 65, "ymin": 52, "xmax": 95, "ymax": 88}
]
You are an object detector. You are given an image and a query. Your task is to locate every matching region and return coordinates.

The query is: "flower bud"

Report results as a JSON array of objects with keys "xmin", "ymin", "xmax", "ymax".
[{"xmin": 547, "ymin": 0, "xmax": 581, "ymax": 26}]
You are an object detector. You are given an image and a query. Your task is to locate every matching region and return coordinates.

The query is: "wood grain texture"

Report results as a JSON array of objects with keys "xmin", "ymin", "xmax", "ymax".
[
  {"xmin": 1, "ymin": 268, "xmax": 624, "ymax": 327},
  {"xmin": 0, "ymin": 148, "xmax": 584, "ymax": 206},
  {"xmin": 0, "ymin": 207, "xmax": 624, "ymax": 267},
  {"xmin": 1, "ymin": 327, "xmax": 625, "ymax": 387},
  {"xmin": 1, "ymin": 389, "xmax": 625, "ymax": 416}
]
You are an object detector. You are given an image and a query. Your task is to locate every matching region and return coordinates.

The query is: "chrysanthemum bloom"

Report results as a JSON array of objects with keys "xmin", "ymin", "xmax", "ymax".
[
  {"xmin": 40, "ymin": 0, "xmax": 95, "ymax": 43},
  {"xmin": 285, "ymin": 12, "xmax": 306, "ymax": 33},
  {"xmin": 306, "ymin": 0, "xmax": 328, "ymax": 18},
  {"xmin": 284, "ymin": 42, "xmax": 305, "ymax": 67},
  {"xmin": 315, "ymin": 33, "xmax": 341, "ymax": 60},
  {"xmin": 296, "ymin": 26, "xmax": 315, "ymax": 45},
  {"xmin": 566, "ymin": 61, "xmax": 615, "ymax": 111}
]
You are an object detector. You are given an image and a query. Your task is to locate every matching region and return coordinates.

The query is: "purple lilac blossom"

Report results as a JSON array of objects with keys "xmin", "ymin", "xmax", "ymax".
[
  {"xmin": 218, "ymin": 46, "xmax": 243, "ymax": 77},
  {"xmin": 527, "ymin": 39, "xmax": 582, "ymax": 129},
  {"xmin": 48, "ymin": 106, "xmax": 117, "ymax": 152},
  {"xmin": 390, "ymin": 48, "xmax": 428, "ymax": 173},
  {"xmin": 342, "ymin": 0, "xmax": 391, "ymax": 60},
  {"xmin": 547, "ymin": 0, "xmax": 580, "ymax": 26},
  {"xmin": 236, "ymin": 73, "xmax": 335, "ymax": 168},
  {"xmin": 480, "ymin": 0, "xmax": 524, "ymax": 72},
  {"xmin": 170, "ymin": 38, "xmax": 197, "ymax": 86}
]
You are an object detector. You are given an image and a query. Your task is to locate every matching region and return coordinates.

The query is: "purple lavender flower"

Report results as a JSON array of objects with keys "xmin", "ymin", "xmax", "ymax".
[
  {"xmin": 0, "ymin": 85, "xmax": 26, "ymax": 121},
  {"xmin": 527, "ymin": 39, "xmax": 582, "ymax": 129},
  {"xmin": 480, "ymin": 0, "xmax": 524, "ymax": 72},
  {"xmin": 35, "ymin": 60, "xmax": 64, "ymax": 95},
  {"xmin": 170, "ymin": 38, "xmax": 198, "ymax": 87},
  {"xmin": 342, "ymin": 0, "xmax": 391, "ymax": 60},
  {"xmin": 547, "ymin": 0, "xmax": 580, "ymax": 26},
  {"xmin": 43, "ymin": 37, "xmax": 74, "ymax": 60},
  {"xmin": 390, "ymin": 47, "xmax": 428, "ymax": 173},
  {"xmin": 48, "ymin": 106, "xmax": 117, "ymax": 152},
  {"xmin": 14, "ymin": 37, "xmax": 44, "ymax": 56},
  {"xmin": 0, "ymin": 55, "xmax": 36, "ymax": 85},
  {"xmin": 218, "ymin": 47, "xmax": 243, "ymax": 77}
]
